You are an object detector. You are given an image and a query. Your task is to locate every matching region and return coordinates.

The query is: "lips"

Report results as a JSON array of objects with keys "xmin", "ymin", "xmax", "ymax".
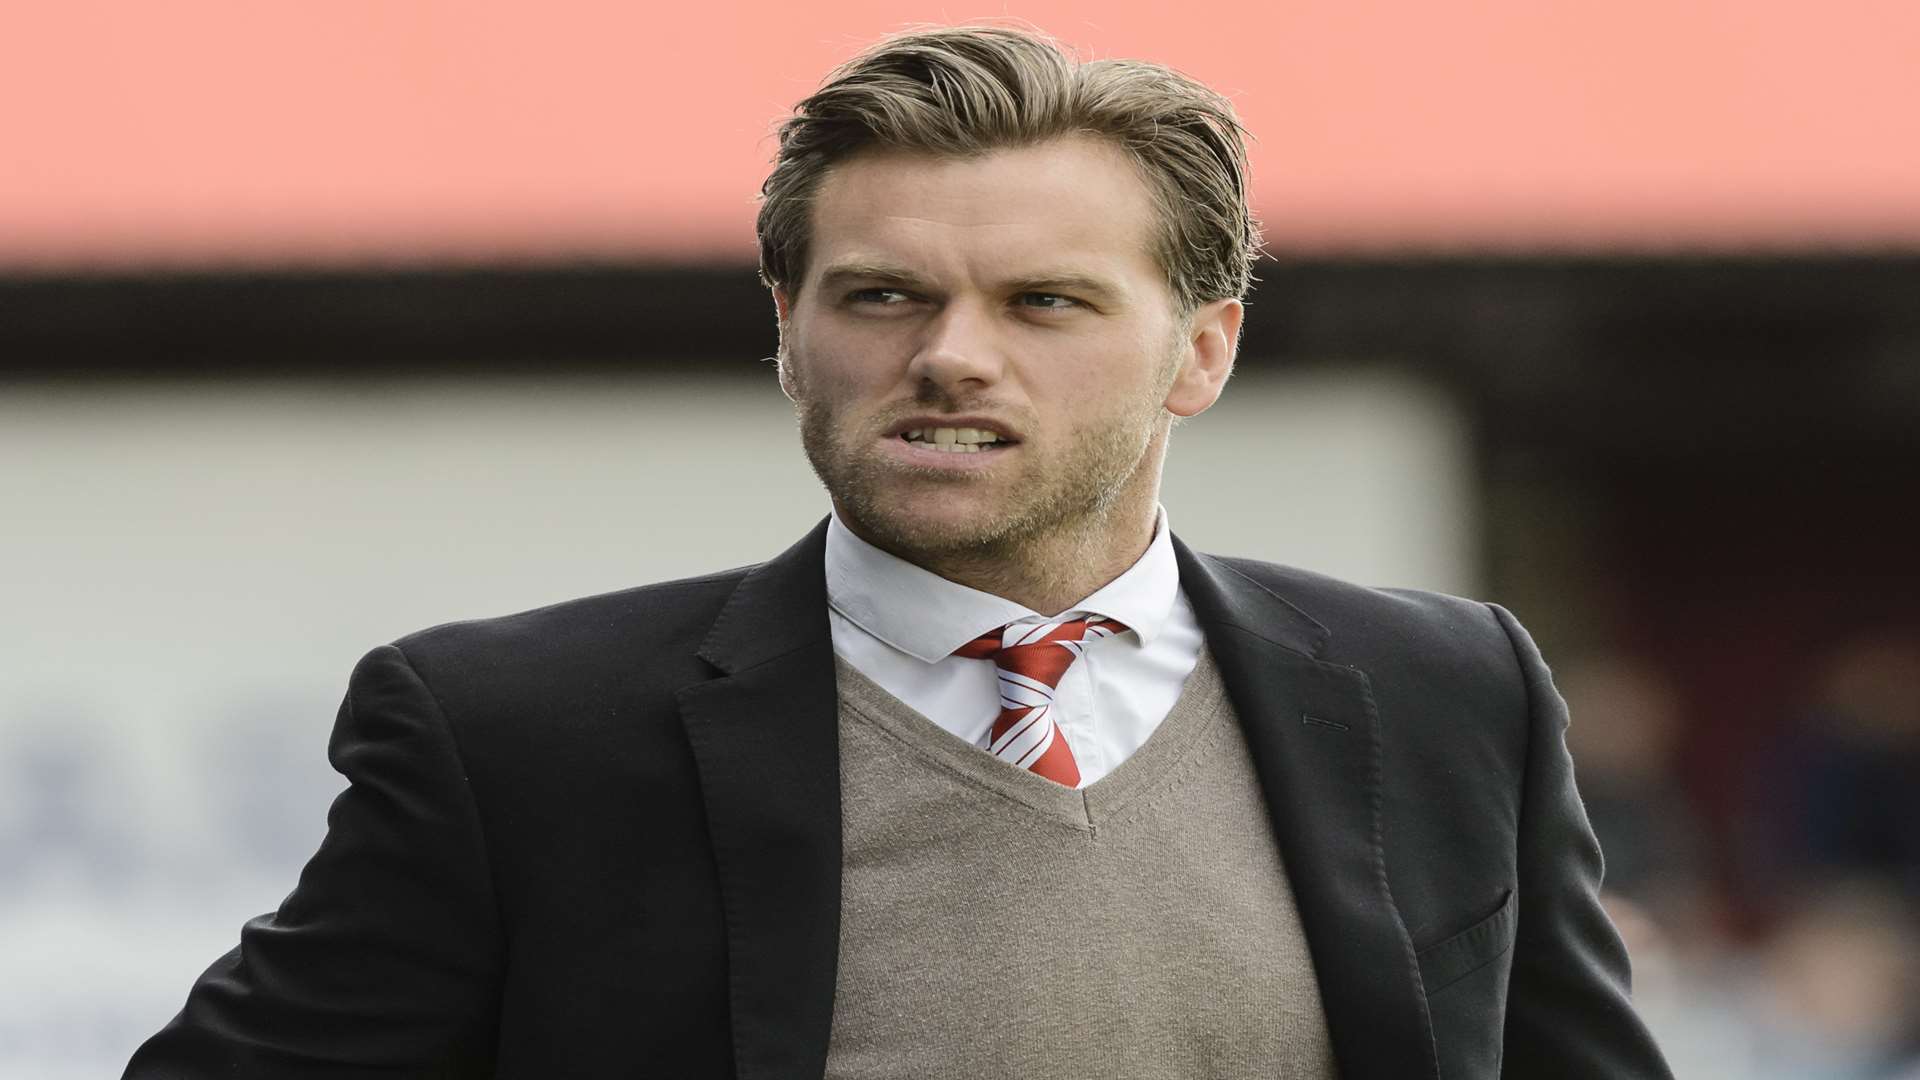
[
  {"xmin": 885, "ymin": 416, "xmax": 1020, "ymax": 441},
  {"xmin": 899, "ymin": 425, "xmax": 1006, "ymax": 453}
]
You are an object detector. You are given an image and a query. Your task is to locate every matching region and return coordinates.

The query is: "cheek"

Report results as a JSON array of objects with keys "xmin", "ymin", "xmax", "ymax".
[
  {"xmin": 790, "ymin": 322, "xmax": 897, "ymax": 391},
  {"xmin": 782, "ymin": 328, "xmax": 840, "ymax": 394},
  {"xmin": 795, "ymin": 355, "xmax": 871, "ymax": 403},
  {"xmin": 788, "ymin": 354, "xmax": 891, "ymax": 433},
  {"xmin": 1036, "ymin": 343, "xmax": 1164, "ymax": 412}
]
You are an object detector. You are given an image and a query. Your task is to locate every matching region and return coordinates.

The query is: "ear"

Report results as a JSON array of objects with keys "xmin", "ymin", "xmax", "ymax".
[
  {"xmin": 1163, "ymin": 298, "xmax": 1242, "ymax": 418},
  {"xmin": 772, "ymin": 287, "xmax": 798, "ymax": 401}
]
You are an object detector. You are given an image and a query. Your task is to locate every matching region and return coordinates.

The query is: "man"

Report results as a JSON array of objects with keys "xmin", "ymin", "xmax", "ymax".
[{"xmin": 127, "ymin": 25, "xmax": 1672, "ymax": 1079}]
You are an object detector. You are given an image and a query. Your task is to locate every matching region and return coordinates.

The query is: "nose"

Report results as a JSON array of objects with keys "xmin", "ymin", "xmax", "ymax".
[{"xmin": 905, "ymin": 301, "xmax": 1004, "ymax": 393}]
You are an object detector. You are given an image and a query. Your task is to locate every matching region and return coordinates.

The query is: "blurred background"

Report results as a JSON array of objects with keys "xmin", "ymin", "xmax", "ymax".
[{"xmin": 3, "ymin": 2, "xmax": 1917, "ymax": 1076}]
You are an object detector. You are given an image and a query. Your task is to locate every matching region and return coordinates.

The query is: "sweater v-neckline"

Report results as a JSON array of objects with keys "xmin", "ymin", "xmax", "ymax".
[{"xmin": 833, "ymin": 648, "xmax": 1229, "ymax": 832}]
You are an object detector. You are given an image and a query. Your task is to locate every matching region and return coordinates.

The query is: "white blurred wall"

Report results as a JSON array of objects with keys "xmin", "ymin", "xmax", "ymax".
[{"xmin": 0, "ymin": 366, "xmax": 1474, "ymax": 1075}]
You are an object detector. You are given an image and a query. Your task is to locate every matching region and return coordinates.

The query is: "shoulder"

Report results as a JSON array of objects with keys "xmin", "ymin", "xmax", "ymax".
[
  {"xmin": 382, "ymin": 563, "xmax": 756, "ymax": 708},
  {"xmin": 1202, "ymin": 553, "xmax": 1509, "ymax": 651},
  {"xmin": 1205, "ymin": 553, "xmax": 1485, "ymax": 619},
  {"xmin": 1195, "ymin": 551, "xmax": 1531, "ymax": 709}
]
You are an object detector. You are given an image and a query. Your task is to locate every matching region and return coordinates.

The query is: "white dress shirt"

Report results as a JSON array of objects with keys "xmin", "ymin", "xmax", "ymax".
[{"xmin": 824, "ymin": 509, "xmax": 1205, "ymax": 788}]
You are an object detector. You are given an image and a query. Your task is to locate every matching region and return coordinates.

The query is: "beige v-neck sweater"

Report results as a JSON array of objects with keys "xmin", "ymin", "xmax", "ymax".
[{"xmin": 825, "ymin": 650, "xmax": 1338, "ymax": 1079}]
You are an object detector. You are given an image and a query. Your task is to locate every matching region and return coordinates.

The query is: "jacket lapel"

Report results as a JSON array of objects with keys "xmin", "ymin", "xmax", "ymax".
[
  {"xmin": 677, "ymin": 520, "xmax": 841, "ymax": 1080},
  {"xmin": 1175, "ymin": 538, "xmax": 1440, "ymax": 1080}
]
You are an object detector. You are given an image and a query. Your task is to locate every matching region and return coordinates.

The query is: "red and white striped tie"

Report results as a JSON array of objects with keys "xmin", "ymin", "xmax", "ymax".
[{"xmin": 952, "ymin": 615, "xmax": 1129, "ymax": 787}]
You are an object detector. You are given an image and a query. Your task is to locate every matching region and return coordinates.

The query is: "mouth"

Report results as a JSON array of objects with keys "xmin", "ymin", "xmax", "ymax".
[
  {"xmin": 885, "ymin": 418, "xmax": 1021, "ymax": 457},
  {"xmin": 896, "ymin": 426, "xmax": 1013, "ymax": 455}
]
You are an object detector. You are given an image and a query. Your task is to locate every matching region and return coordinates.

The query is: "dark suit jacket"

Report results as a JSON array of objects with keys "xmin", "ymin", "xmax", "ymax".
[{"xmin": 126, "ymin": 521, "xmax": 1672, "ymax": 1078}]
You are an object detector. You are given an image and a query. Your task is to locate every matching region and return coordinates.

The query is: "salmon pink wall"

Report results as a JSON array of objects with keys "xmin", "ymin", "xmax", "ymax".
[{"xmin": 6, "ymin": 1, "xmax": 1918, "ymax": 269}]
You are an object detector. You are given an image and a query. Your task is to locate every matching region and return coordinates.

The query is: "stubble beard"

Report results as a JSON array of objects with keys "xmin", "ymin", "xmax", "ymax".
[{"xmin": 791, "ymin": 371, "xmax": 1172, "ymax": 597}]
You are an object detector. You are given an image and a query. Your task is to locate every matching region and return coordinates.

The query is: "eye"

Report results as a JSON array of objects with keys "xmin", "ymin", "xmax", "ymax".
[
  {"xmin": 847, "ymin": 288, "xmax": 914, "ymax": 305},
  {"xmin": 1017, "ymin": 293, "xmax": 1079, "ymax": 311}
]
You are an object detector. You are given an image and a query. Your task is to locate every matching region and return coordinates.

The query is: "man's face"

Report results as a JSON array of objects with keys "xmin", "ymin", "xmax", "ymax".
[{"xmin": 774, "ymin": 135, "xmax": 1237, "ymax": 565}]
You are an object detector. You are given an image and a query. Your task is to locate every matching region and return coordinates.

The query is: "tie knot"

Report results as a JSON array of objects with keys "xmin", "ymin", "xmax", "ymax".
[{"xmin": 953, "ymin": 615, "xmax": 1129, "ymax": 670}]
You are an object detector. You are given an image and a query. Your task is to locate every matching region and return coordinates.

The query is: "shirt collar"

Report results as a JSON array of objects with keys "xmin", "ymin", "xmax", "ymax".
[{"xmin": 824, "ymin": 507, "xmax": 1182, "ymax": 663}]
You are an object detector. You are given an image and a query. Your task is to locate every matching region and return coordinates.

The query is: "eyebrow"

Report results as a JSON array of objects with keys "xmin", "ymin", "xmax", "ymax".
[
  {"xmin": 1004, "ymin": 272, "xmax": 1127, "ymax": 306},
  {"xmin": 815, "ymin": 261, "xmax": 1128, "ymax": 306},
  {"xmin": 816, "ymin": 262, "xmax": 931, "ymax": 292}
]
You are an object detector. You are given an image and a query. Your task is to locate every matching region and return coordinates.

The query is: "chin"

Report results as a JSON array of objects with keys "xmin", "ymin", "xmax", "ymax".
[{"xmin": 847, "ymin": 499, "xmax": 1014, "ymax": 557}]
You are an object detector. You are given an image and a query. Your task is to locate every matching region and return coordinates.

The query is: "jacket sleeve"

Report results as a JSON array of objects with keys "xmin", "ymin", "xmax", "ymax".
[
  {"xmin": 124, "ymin": 644, "xmax": 503, "ymax": 1078},
  {"xmin": 1489, "ymin": 604, "xmax": 1674, "ymax": 1078}
]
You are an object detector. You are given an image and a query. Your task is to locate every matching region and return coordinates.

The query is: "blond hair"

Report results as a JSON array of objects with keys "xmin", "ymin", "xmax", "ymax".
[{"xmin": 757, "ymin": 25, "xmax": 1261, "ymax": 316}]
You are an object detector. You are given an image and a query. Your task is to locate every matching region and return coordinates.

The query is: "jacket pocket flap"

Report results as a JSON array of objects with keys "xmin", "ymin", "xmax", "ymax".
[{"xmin": 1416, "ymin": 888, "xmax": 1516, "ymax": 995}]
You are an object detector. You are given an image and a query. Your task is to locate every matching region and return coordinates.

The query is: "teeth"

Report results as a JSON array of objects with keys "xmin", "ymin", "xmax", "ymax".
[{"xmin": 901, "ymin": 426, "xmax": 1007, "ymax": 452}]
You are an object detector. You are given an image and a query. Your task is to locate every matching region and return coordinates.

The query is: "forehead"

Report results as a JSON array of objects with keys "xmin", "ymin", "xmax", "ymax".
[{"xmin": 802, "ymin": 135, "xmax": 1165, "ymax": 292}]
